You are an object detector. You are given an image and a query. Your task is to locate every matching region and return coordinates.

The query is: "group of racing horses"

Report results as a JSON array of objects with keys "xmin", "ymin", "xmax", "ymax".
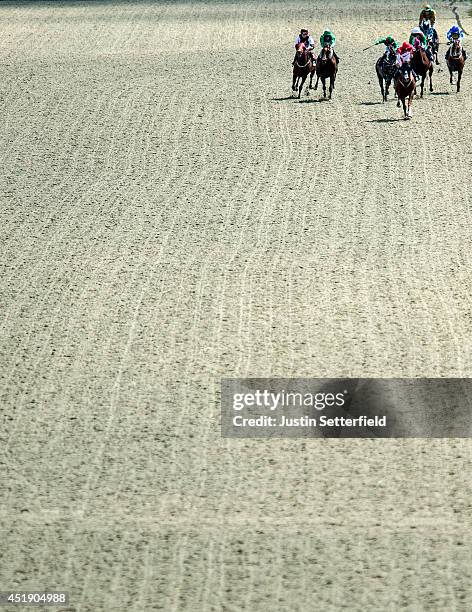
[
  {"xmin": 291, "ymin": 19, "xmax": 466, "ymax": 120},
  {"xmin": 291, "ymin": 41, "xmax": 337, "ymax": 101},
  {"xmin": 376, "ymin": 19, "xmax": 466, "ymax": 118}
]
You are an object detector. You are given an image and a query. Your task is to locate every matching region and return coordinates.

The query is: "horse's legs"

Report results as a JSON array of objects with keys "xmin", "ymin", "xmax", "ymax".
[
  {"xmin": 407, "ymin": 93, "xmax": 413, "ymax": 118},
  {"xmin": 292, "ymin": 69, "xmax": 298, "ymax": 92},
  {"xmin": 309, "ymin": 69, "xmax": 315, "ymax": 89},
  {"xmin": 378, "ymin": 72, "xmax": 385, "ymax": 102},
  {"xmin": 298, "ymin": 74, "xmax": 307, "ymax": 99},
  {"xmin": 322, "ymin": 77, "xmax": 327, "ymax": 98},
  {"xmin": 385, "ymin": 77, "xmax": 392, "ymax": 101},
  {"xmin": 449, "ymin": 67, "xmax": 453, "ymax": 85},
  {"xmin": 329, "ymin": 76, "xmax": 334, "ymax": 99},
  {"xmin": 420, "ymin": 75, "xmax": 425, "ymax": 98},
  {"xmin": 457, "ymin": 68, "xmax": 462, "ymax": 93},
  {"xmin": 429, "ymin": 67, "xmax": 433, "ymax": 92},
  {"xmin": 401, "ymin": 96, "xmax": 407, "ymax": 117},
  {"xmin": 314, "ymin": 75, "xmax": 319, "ymax": 91}
]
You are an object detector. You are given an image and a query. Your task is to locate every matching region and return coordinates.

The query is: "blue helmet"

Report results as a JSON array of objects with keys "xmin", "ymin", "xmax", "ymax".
[{"xmin": 449, "ymin": 25, "xmax": 460, "ymax": 34}]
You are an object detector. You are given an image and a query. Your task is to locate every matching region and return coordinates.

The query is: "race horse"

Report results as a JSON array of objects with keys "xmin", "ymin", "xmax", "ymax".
[
  {"xmin": 447, "ymin": 38, "xmax": 465, "ymax": 92},
  {"xmin": 395, "ymin": 64, "xmax": 416, "ymax": 119},
  {"xmin": 376, "ymin": 46, "xmax": 397, "ymax": 101},
  {"xmin": 292, "ymin": 43, "xmax": 315, "ymax": 98},
  {"xmin": 420, "ymin": 19, "xmax": 439, "ymax": 65},
  {"xmin": 314, "ymin": 45, "xmax": 338, "ymax": 99},
  {"xmin": 411, "ymin": 47, "xmax": 433, "ymax": 97}
]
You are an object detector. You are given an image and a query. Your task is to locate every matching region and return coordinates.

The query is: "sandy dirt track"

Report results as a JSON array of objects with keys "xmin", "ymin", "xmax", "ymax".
[{"xmin": 1, "ymin": 1, "xmax": 472, "ymax": 610}]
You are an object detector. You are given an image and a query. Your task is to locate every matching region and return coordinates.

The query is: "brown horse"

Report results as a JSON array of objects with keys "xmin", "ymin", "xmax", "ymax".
[
  {"xmin": 314, "ymin": 45, "xmax": 338, "ymax": 99},
  {"xmin": 395, "ymin": 65, "xmax": 416, "ymax": 119},
  {"xmin": 447, "ymin": 40, "xmax": 465, "ymax": 92},
  {"xmin": 292, "ymin": 43, "xmax": 315, "ymax": 98},
  {"xmin": 411, "ymin": 47, "xmax": 433, "ymax": 97}
]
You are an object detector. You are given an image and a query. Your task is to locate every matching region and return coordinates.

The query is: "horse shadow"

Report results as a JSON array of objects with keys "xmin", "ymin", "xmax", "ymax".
[
  {"xmin": 366, "ymin": 117, "xmax": 402, "ymax": 123},
  {"xmin": 298, "ymin": 98, "xmax": 323, "ymax": 104},
  {"xmin": 359, "ymin": 101, "xmax": 383, "ymax": 106}
]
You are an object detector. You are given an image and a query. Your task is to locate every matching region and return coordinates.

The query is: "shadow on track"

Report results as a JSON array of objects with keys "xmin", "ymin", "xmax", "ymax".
[
  {"xmin": 359, "ymin": 101, "xmax": 383, "ymax": 106},
  {"xmin": 298, "ymin": 98, "xmax": 323, "ymax": 104},
  {"xmin": 366, "ymin": 117, "xmax": 402, "ymax": 123}
]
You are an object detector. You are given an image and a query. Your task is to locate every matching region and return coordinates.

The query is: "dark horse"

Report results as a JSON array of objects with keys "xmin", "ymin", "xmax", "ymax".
[
  {"xmin": 314, "ymin": 45, "xmax": 338, "ymax": 99},
  {"xmin": 411, "ymin": 47, "xmax": 433, "ymax": 97},
  {"xmin": 395, "ymin": 64, "xmax": 416, "ymax": 119},
  {"xmin": 376, "ymin": 47, "xmax": 397, "ymax": 101},
  {"xmin": 447, "ymin": 39, "xmax": 465, "ymax": 92},
  {"xmin": 292, "ymin": 43, "xmax": 315, "ymax": 98}
]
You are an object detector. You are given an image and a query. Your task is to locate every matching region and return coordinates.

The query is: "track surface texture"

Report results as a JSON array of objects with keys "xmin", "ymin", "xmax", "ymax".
[{"xmin": 1, "ymin": 1, "xmax": 472, "ymax": 610}]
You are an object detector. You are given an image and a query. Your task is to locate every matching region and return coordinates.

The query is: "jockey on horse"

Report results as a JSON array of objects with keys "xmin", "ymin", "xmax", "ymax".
[
  {"xmin": 419, "ymin": 4, "xmax": 439, "ymax": 63},
  {"xmin": 395, "ymin": 41, "xmax": 416, "ymax": 80},
  {"xmin": 376, "ymin": 35, "xmax": 399, "ymax": 72},
  {"xmin": 319, "ymin": 30, "xmax": 340, "ymax": 64},
  {"xmin": 410, "ymin": 27, "xmax": 434, "ymax": 63},
  {"xmin": 395, "ymin": 42, "xmax": 416, "ymax": 117},
  {"xmin": 375, "ymin": 36, "xmax": 399, "ymax": 101},
  {"xmin": 292, "ymin": 28, "xmax": 315, "ymax": 66},
  {"xmin": 445, "ymin": 25, "xmax": 467, "ymax": 62},
  {"xmin": 419, "ymin": 4, "xmax": 436, "ymax": 27}
]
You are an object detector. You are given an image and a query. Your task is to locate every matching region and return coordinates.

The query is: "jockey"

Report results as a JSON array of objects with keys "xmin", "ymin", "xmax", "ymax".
[
  {"xmin": 445, "ymin": 25, "xmax": 467, "ymax": 61},
  {"xmin": 409, "ymin": 27, "xmax": 427, "ymax": 49},
  {"xmin": 375, "ymin": 35, "xmax": 399, "ymax": 54},
  {"xmin": 293, "ymin": 28, "xmax": 315, "ymax": 65},
  {"xmin": 419, "ymin": 4, "xmax": 436, "ymax": 26},
  {"xmin": 395, "ymin": 41, "xmax": 416, "ymax": 79},
  {"xmin": 319, "ymin": 30, "xmax": 340, "ymax": 63},
  {"xmin": 409, "ymin": 26, "xmax": 433, "ymax": 61}
]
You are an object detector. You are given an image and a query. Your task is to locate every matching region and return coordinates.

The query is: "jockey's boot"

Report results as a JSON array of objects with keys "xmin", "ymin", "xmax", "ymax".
[
  {"xmin": 463, "ymin": 49, "xmax": 467, "ymax": 61},
  {"xmin": 334, "ymin": 52, "xmax": 340, "ymax": 64}
]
